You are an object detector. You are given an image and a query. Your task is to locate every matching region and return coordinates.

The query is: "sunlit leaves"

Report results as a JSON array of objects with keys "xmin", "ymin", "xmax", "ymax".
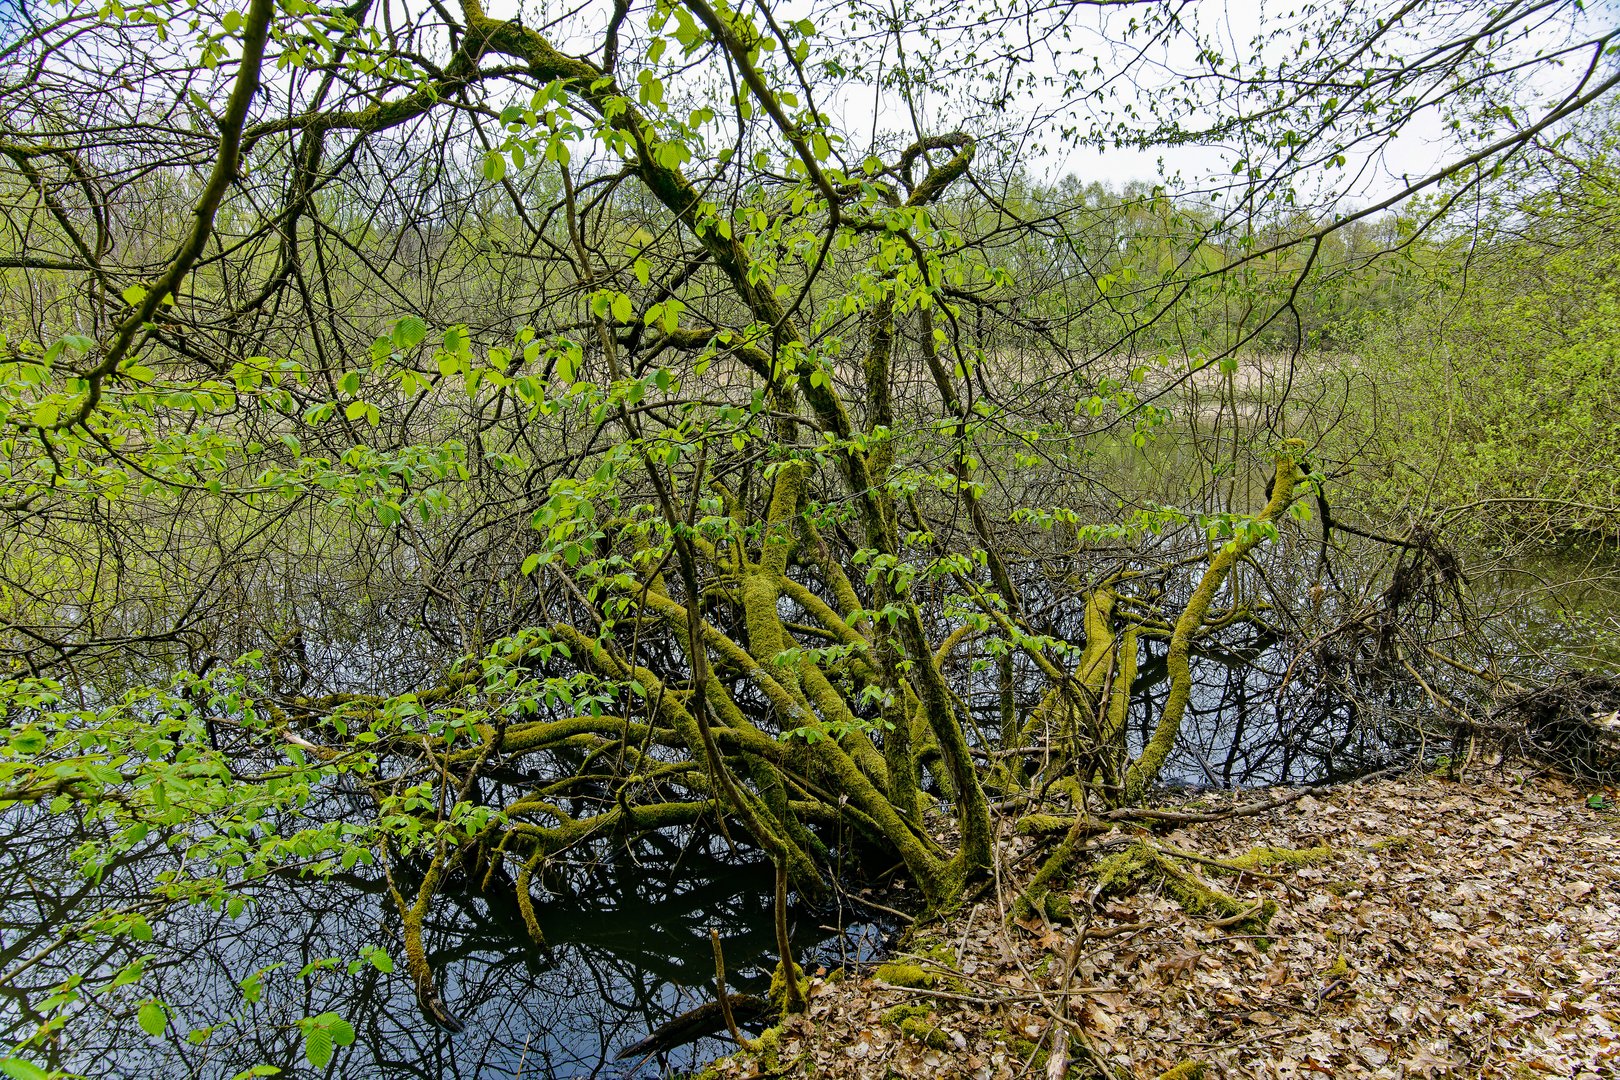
[
  {"xmin": 352, "ymin": 945, "xmax": 393, "ymax": 975},
  {"xmin": 296, "ymin": 1013, "xmax": 355, "ymax": 1069},
  {"xmin": 136, "ymin": 1000, "xmax": 167, "ymax": 1036},
  {"xmin": 391, "ymin": 316, "xmax": 426, "ymax": 351},
  {"xmin": 481, "ymin": 150, "xmax": 506, "ymax": 183},
  {"xmin": 644, "ymin": 298, "xmax": 683, "ymax": 334}
]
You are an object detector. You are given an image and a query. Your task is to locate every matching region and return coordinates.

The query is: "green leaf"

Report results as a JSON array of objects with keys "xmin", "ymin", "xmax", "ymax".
[
  {"xmin": 482, "ymin": 151, "xmax": 506, "ymax": 183},
  {"xmin": 105, "ymin": 956, "xmax": 147, "ymax": 990},
  {"xmin": 300, "ymin": 1012, "xmax": 355, "ymax": 1069},
  {"xmin": 138, "ymin": 999, "xmax": 167, "ymax": 1036},
  {"xmin": 610, "ymin": 293, "xmax": 634, "ymax": 323},
  {"xmin": 655, "ymin": 140, "xmax": 689, "ymax": 169},
  {"xmin": 303, "ymin": 1024, "xmax": 333, "ymax": 1069},
  {"xmin": 521, "ymin": 554, "xmax": 541, "ymax": 575},
  {"xmin": 0, "ymin": 1059, "xmax": 50, "ymax": 1080},
  {"xmin": 391, "ymin": 316, "xmax": 427, "ymax": 350},
  {"xmin": 8, "ymin": 727, "xmax": 46, "ymax": 754}
]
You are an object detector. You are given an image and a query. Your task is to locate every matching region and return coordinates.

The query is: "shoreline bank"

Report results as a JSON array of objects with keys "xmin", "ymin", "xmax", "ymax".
[{"xmin": 699, "ymin": 767, "xmax": 1618, "ymax": 1079}]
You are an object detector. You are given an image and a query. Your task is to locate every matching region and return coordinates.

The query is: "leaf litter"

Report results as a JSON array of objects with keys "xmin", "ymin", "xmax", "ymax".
[{"xmin": 700, "ymin": 765, "xmax": 1620, "ymax": 1079}]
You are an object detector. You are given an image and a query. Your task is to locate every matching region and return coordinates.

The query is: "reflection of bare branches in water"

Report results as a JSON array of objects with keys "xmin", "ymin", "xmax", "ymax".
[
  {"xmin": 941, "ymin": 542, "xmax": 1416, "ymax": 795},
  {"xmin": 950, "ymin": 526, "xmax": 1619, "ymax": 796},
  {"xmin": 0, "ymin": 805, "xmax": 885, "ymax": 1080},
  {"xmin": 4, "ymin": 530, "xmax": 1607, "ymax": 1079}
]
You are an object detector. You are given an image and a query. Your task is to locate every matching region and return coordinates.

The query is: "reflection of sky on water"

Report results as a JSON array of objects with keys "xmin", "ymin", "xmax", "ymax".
[
  {"xmin": 0, "ymin": 816, "xmax": 888, "ymax": 1080},
  {"xmin": 7, "ymin": 530, "xmax": 1605, "ymax": 1076},
  {"xmin": 949, "ymin": 554, "xmax": 1407, "ymax": 793}
]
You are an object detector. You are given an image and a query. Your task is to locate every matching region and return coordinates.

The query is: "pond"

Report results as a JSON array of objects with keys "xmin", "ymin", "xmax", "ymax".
[
  {"xmin": 4, "ymin": 537, "xmax": 1612, "ymax": 1078},
  {"xmin": 0, "ymin": 807, "xmax": 893, "ymax": 1079}
]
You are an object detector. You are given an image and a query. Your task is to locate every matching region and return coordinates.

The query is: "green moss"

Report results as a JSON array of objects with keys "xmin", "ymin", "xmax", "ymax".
[
  {"xmin": 873, "ymin": 962, "xmax": 936, "ymax": 989},
  {"xmin": 768, "ymin": 961, "xmax": 809, "ymax": 1011},
  {"xmin": 1049, "ymin": 777, "xmax": 1087, "ymax": 805},
  {"xmin": 911, "ymin": 937, "xmax": 957, "ymax": 967},
  {"xmin": 1370, "ymin": 835, "xmax": 1412, "ymax": 852},
  {"xmin": 990, "ymin": 1032, "xmax": 1104, "ymax": 1079},
  {"xmin": 1093, "ymin": 842, "xmax": 1151, "ymax": 892},
  {"xmin": 1222, "ymin": 844, "xmax": 1333, "ymax": 870},
  {"xmin": 1324, "ymin": 954, "xmax": 1350, "ymax": 977},
  {"xmin": 1156, "ymin": 1063, "xmax": 1208, "ymax": 1080},
  {"xmin": 1016, "ymin": 813, "xmax": 1076, "ymax": 836},
  {"xmin": 691, "ymin": 1024, "xmax": 786, "ymax": 1079},
  {"xmin": 880, "ymin": 1003, "xmax": 930, "ymax": 1026},
  {"xmin": 873, "ymin": 937, "xmax": 969, "ymax": 992},
  {"xmin": 748, "ymin": 1025, "xmax": 784, "ymax": 1069},
  {"xmin": 898, "ymin": 1015, "xmax": 949, "ymax": 1049},
  {"xmin": 1092, "ymin": 840, "xmax": 1273, "ymax": 931},
  {"xmin": 987, "ymin": 1028, "xmax": 1043, "ymax": 1067},
  {"xmin": 1012, "ymin": 884, "xmax": 1080, "ymax": 925}
]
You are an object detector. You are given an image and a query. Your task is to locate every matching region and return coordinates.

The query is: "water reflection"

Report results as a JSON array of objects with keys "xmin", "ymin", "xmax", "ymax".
[
  {"xmin": 1130, "ymin": 640, "xmax": 1398, "ymax": 788},
  {"xmin": 0, "ymin": 813, "xmax": 886, "ymax": 1079},
  {"xmin": 9, "ymin": 530, "xmax": 1614, "ymax": 1077}
]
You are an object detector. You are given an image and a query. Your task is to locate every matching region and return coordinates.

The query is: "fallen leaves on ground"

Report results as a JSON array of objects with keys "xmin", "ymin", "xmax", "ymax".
[{"xmin": 704, "ymin": 766, "xmax": 1620, "ymax": 1079}]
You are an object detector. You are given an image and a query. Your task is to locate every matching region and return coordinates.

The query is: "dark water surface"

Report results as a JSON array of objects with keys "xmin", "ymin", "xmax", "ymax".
[
  {"xmin": 0, "ymin": 813, "xmax": 889, "ymax": 1079},
  {"xmin": 5, "ymin": 543, "xmax": 1612, "ymax": 1078}
]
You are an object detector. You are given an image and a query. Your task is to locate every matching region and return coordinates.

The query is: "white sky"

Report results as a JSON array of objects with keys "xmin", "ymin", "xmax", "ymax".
[{"xmin": 473, "ymin": 0, "xmax": 1615, "ymax": 205}]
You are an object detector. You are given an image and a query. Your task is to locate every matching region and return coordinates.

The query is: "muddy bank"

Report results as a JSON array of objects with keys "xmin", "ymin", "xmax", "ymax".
[{"xmin": 700, "ymin": 766, "xmax": 1620, "ymax": 1079}]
